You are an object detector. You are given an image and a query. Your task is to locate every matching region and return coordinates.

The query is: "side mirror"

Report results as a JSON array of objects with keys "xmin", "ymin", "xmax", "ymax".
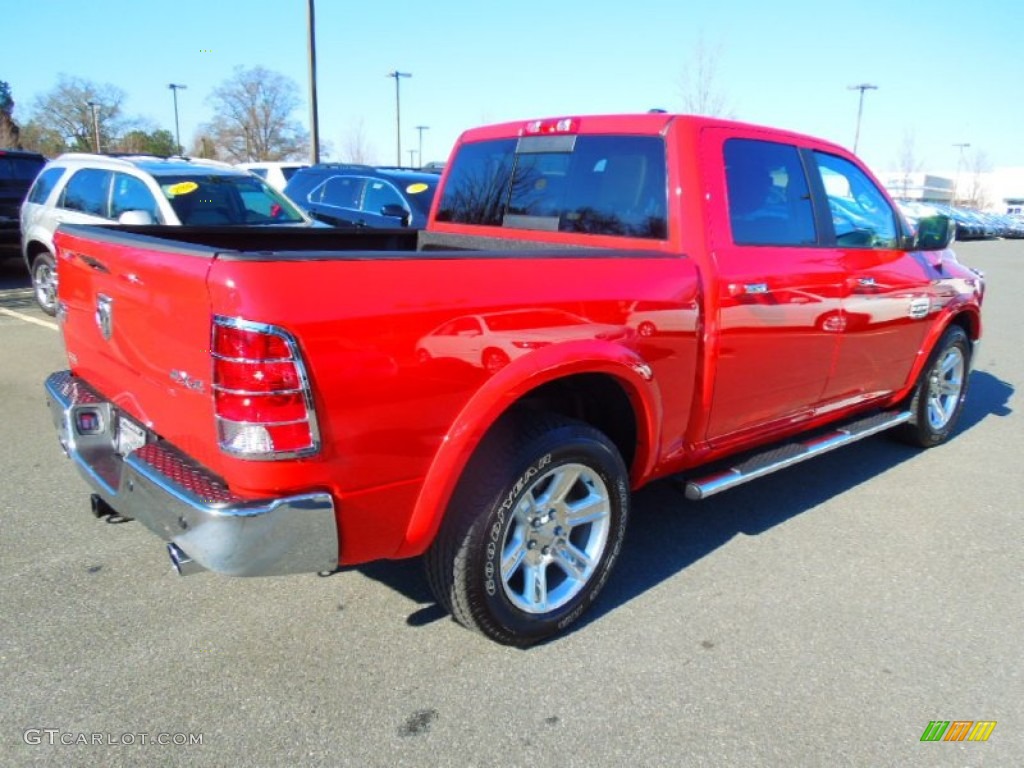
[
  {"xmin": 117, "ymin": 210, "xmax": 155, "ymax": 225},
  {"xmin": 380, "ymin": 203, "xmax": 411, "ymax": 227},
  {"xmin": 913, "ymin": 215, "xmax": 954, "ymax": 251}
]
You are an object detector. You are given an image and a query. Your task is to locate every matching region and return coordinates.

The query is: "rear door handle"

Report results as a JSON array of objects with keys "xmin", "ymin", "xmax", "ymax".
[{"xmin": 857, "ymin": 276, "xmax": 876, "ymax": 287}]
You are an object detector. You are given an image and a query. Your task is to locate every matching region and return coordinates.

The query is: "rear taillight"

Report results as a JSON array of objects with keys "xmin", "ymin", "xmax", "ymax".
[{"xmin": 211, "ymin": 317, "xmax": 319, "ymax": 459}]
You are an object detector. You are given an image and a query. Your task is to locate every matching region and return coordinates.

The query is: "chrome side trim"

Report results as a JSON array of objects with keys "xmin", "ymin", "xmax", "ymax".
[
  {"xmin": 684, "ymin": 410, "xmax": 913, "ymax": 501},
  {"xmin": 45, "ymin": 371, "xmax": 339, "ymax": 577}
]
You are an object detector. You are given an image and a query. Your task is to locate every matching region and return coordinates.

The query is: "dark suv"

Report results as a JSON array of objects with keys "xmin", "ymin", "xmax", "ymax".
[
  {"xmin": 0, "ymin": 148, "xmax": 46, "ymax": 250},
  {"xmin": 283, "ymin": 165, "xmax": 439, "ymax": 229}
]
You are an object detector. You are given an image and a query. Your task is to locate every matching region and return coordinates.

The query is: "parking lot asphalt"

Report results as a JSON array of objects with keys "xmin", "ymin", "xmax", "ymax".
[{"xmin": 0, "ymin": 240, "xmax": 1021, "ymax": 767}]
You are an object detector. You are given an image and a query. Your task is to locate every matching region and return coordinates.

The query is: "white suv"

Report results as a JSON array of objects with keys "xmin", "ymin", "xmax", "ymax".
[
  {"xmin": 236, "ymin": 161, "xmax": 309, "ymax": 192},
  {"xmin": 21, "ymin": 153, "xmax": 312, "ymax": 314}
]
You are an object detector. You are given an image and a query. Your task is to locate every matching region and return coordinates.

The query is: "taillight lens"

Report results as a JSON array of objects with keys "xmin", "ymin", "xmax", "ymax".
[
  {"xmin": 214, "ymin": 360, "xmax": 300, "ymax": 392},
  {"xmin": 211, "ymin": 317, "xmax": 319, "ymax": 458}
]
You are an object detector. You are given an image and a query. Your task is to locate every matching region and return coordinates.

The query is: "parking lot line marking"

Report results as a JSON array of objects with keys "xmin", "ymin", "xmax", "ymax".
[{"xmin": 0, "ymin": 307, "xmax": 58, "ymax": 331}]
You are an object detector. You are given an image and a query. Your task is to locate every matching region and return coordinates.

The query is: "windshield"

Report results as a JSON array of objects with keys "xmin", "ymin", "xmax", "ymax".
[{"xmin": 159, "ymin": 173, "xmax": 305, "ymax": 225}]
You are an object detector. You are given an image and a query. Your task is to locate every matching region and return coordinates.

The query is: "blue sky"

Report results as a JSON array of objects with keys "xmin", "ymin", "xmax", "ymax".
[{"xmin": 4, "ymin": 0, "xmax": 1022, "ymax": 175}]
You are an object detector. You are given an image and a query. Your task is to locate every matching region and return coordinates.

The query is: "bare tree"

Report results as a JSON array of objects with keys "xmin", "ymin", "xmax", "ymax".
[
  {"xmin": 967, "ymin": 149, "xmax": 992, "ymax": 209},
  {"xmin": 200, "ymin": 66, "xmax": 308, "ymax": 162},
  {"xmin": 187, "ymin": 133, "xmax": 220, "ymax": 160},
  {"xmin": 24, "ymin": 75, "xmax": 127, "ymax": 153},
  {"xmin": 895, "ymin": 129, "xmax": 924, "ymax": 199},
  {"xmin": 678, "ymin": 35, "xmax": 734, "ymax": 118},
  {"xmin": 340, "ymin": 118, "xmax": 376, "ymax": 164}
]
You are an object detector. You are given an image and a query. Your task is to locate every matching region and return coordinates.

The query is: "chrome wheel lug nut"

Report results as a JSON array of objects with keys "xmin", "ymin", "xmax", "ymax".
[
  {"xmin": 541, "ymin": 546, "xmax": 550, "ymax": 556},
  {"xmin": 527, "ymin": 540, "xmax": 537, "ymax": 550}
]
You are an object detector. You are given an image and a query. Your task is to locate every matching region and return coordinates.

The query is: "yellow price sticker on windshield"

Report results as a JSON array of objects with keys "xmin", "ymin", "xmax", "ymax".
[
  {"xmin": 406, "ymin": 183, "xmax": 429, "ymax": 194},
  {"xmin": 167, "ymin": 181, "xmax": 199, "ymax": 196}
]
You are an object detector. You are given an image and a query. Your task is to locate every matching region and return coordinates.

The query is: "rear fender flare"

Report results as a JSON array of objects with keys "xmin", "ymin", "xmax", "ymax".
[{"xmin": 395, "ymin": 341, "xmax": 663, "ymax": 558}]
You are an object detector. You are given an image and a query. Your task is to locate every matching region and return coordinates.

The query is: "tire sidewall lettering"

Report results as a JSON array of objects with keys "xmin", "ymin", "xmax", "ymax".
[
  {"xmin": 483, "ymin": 453, "xmax": 553, "ymax": 597},
  {"xmin": 477, "ymin": 439, "xmax": 627, "ymax": 641}
]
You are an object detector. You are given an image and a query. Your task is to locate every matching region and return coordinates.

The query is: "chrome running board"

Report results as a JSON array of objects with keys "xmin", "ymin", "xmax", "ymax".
[{"xmin": 683, "ymin": 410, "xmax": 913, "ymax": 501}]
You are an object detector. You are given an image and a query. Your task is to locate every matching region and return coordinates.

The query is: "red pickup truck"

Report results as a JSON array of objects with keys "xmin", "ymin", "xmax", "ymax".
[{"xmin": 45, "ymin": 113, "xmax": 984, "ymax": 645}]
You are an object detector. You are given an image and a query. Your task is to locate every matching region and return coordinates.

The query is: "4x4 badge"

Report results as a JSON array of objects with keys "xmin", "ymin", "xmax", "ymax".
[{"xmin": 95, "ymin": 294, "xmax": 114, "ymax": 341}]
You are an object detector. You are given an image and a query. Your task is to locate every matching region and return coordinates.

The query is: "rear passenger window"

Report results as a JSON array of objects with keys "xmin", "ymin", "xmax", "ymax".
[
  {"xmin": 316, "ymin": 175, "xmax": 365, "ymax": 209},
  {"xmin": 724, "ymin": 139, "xmax": 816, "ymax": 246},
  {"xmin": 27, "ymin": 167, "xmax": 66, "ymax": 204},
  {"xmin": 60, "ymin": 169, "xmax": 112, "ymax": 218},
  {"xmin": 813, "ymin": 152, "xmax": 897, "ymax": 248}
]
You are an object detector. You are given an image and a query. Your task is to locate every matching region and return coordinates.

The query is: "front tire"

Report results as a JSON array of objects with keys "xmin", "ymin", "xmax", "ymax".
[
  {"xmin": 896, "ymin": 325, "xmax": 971, "ymax": 448},
  {"xmin": 425, "ymin": 413, "xmax": 630, "ymax": 646},
  {"xmin": 32, "ymin": 250, "xmax": 58, "ymax": 316}
]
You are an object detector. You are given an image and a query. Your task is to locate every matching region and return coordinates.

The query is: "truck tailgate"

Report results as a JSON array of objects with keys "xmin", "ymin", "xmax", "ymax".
[{"xmin": 54, "ymin": 225, "xmax": 220, "ymax": 470}]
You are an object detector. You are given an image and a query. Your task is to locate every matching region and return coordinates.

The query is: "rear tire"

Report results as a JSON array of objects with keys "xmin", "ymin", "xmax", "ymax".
[
  {"xmin": 32, "ymin": 250, "xmax": 58, "ymax": 316},
  {"xmin": 425, "ymin": 413, "xmax": 630, "ymax": 646},
  {"xmin": 895, "ymin": 325, "xmax": 971, "ymax": 448}
]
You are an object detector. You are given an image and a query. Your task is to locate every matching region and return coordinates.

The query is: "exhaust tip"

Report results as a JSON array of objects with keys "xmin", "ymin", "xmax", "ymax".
[
  {"xmin": 90, "ymin": 493, "xmax": 115, "ymax": 519},
  {"xmin": 167, "ymin": 543, "xmax": 204, "ymax": 576}
]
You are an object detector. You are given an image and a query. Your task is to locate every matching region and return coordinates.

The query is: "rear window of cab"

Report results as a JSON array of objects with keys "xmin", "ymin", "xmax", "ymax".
[{"xmin": 436, "ymin": 135, "xmax": 668, "ymax": 239}]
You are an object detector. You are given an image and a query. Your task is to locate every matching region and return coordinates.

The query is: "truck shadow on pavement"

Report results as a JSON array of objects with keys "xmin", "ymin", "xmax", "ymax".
[{"xmin": 352, "ymin": 369, "xmax": 1014, "ymax": 640}]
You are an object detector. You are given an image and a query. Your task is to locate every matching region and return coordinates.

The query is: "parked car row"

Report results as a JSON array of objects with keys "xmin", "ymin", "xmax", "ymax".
[
  {"xmin": 236, "ymin": 161, "xmax": 443, "ymax": 229},
  {"xmin": 281, "ymin": 164, "xmax": 440, "ymax": 229},
  {"xmin": 9, "ymin": 147, "xmax": 448, "ymax": 314},
  {"xmin": 898, "ymin": 200, "xmax": 1024, "ymax": 240},
  {"xmin": 18, "ymin": 153, "xmax": 313, "ymax": 315}
]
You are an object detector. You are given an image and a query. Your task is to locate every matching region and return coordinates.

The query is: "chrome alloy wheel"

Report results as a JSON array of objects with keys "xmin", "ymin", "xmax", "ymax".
[
  {"xmin": 926, "ymin": 346, "xmax": 965, "ymax": 431},
  {"xmin": 33, "ymin": 258, "xmax": 57, "ymax": 315},
  {"xmin": 500, "ymin": 462, "xmax": 611, "ymax": 614}
]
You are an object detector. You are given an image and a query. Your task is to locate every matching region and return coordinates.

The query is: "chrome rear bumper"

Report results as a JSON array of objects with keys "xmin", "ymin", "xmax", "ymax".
[{"xmin": 45, "ymin": 370, "xmax": 338, "ymax": 577}]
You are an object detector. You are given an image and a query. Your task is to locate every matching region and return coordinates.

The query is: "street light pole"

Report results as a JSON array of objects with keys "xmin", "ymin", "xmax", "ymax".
[
  {"xmin": 86, "ymin": 101, "xmax": 101, "ymax": 153},
  {"xmin": 386, "ymin": 70, "xmax": 411, "ymax": 166},
  {"xmin": 848, "ymin": 83, "xmax": 878, "ymax": 154},
  {"xmin": 415, "ymin": 125, "xmax": 429, "ymax": 168},
  {"xmin": 952, "ymin": 142, "xmax": 971, "ymax": 206},
  {"xmin": 306, "ymin": 0, "xmax": 321, "ymax": 164},
  {"xmin": 168, "ymin": 83, "xmax": 187, "ymax": 155}
]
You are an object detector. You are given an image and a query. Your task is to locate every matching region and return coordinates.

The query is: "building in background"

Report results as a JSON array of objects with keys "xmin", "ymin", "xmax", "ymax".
[{"xmin": 881, "ymin": 167, "xmax": 1024, "ymax": 214}]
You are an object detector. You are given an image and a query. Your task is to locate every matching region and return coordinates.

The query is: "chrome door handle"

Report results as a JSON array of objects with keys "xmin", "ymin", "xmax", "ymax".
[
  {"xmin": 743, "ymin": 283, "xmax": 769, "ymax": 294},
  {"xmin": 857, "ymin": 276, "xmax": 876, "ymax": 287}
]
